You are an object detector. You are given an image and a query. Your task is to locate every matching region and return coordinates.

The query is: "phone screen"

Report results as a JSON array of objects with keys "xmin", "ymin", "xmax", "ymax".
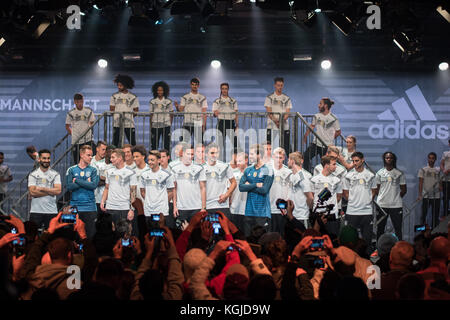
[
  {"xmin": 61, "ymin": 214, "xmax": 76, "ymax": 224},
  {"xmin": 207, "ymin": 214, "xmax": 219, "ymax": 222},
  {"xmin": 414, "ymin": 225, "xmax": 426, "ymax": 232},
  {"xmin": 151, "ymin": 214, "xmax": 160, "ymax": 221},
  {"xmin": 121, "ymin": 238, "xmax": 132, "ymax": 246},
  {"xmin": 311, "ymin": 238, "xmax": 324, "ymax": 249},
  {"xmin": 150, "ymin": 229, "xmax": 165, "ymax": 237},
  {"xmin": 212, "ymin": 222, "xmax": 221, "ymax": 234}
]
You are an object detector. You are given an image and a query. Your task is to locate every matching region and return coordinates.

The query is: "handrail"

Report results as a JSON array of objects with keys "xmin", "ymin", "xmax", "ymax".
[{"xmin": 295, "ymin": 112, "xmax": 329, "ymax": 149}]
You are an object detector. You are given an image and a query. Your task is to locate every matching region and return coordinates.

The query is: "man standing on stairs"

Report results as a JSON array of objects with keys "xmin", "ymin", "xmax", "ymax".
[
  {"xmin": 0, "ymin": 151, "xmax": 13, "ymax": 210},
  {"xmin": 65, "ymin": 93, "xmax": 96, "ymax": 164}
]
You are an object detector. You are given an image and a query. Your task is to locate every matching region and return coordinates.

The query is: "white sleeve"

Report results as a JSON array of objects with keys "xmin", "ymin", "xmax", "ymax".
[
  {"xmin": 234, "ymin": 99, "xmax": 238, "ymax": 111},
  {"xmin": 370, "ymin": 176, "xmax": 377, "ymax": 189},
  {"xmin": 226, "ymin": 166, "xmax": 234, "ymax": 180},
  {"xmin": 287, "ymin": 97, "xmax": 292, "ymax": 110},
  {"xmin": 342, "ymin": 177, "xmax": 349, "ymax": 191},
  {"xmin": 334, "ymin": 117, "xmax": 341, "ymax": 131},
  {"xmin": 417, "ymin": 168, "xmax": 424, "ymax": 178},
  {"xmin": 202, "ymin": 97, "xmax": 208, "ymax": 110},
  {"xmin": 130, "ymin": 173, "xmax": 138, "ymax": 186},
  {"xmin": 212, "ymin": 100, "xmax": 219, "ymax": 112},
  {"xmin": 399, "ymin": 172, "xmax": 406, "ymax": 185},
  {"xmin": 167, "ymin": 175, "xmax": 175, "ymax": 189},
  {"xmin": 105, "ymin": 171, "xmax": 110, "ymax": 185},
  {"xmin": 28, "ymin": 174, "xmax": 37, "ymax": 187},
  {"xmin": 138, "ymin": 176, "xmax": 144, "ymax": 190},
  {"xmin": 89, "ymin": 110, "xmax": 95, "ymax": 122},
  {"xmin": 55, "ymin": 173, "xmax": 61, "ymax": 185},
  {"xmin": 303, "ymin": 178, "xmax": 312, "ymax": 193},
  {"xmin": 110, "ymin": 95, "xmax": 115, "ymax": 106},
  {"xmin": 180, "ymin": 95, "xmax": 186, "ymax": 107},
  {"xmin": 336, "ymin": 181, "xmax": 343, "ymax": 194},
  {"xmin": 375, "ymin": 173, "xmax": 381, "ymax": 185},
  {"xmin": 65, "ymin": 111, "xmax": 72, "ymax": 125},
  {"xmin": 131, "ymin": 96, "xmax": 139, "ymax": 110},
  {"xmin": 264, "ymin": 96, "xmax": 271, "ymax": 108},
  {"xmin": 199, "ymin": 168, "xmax": 207, "ymax": 182}
]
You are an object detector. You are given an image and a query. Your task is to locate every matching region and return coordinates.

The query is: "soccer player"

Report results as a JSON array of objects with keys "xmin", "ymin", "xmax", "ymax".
[
  {"xmin": 375, "ymin": 152, "xmax": 407, "ymax": 240},
  {"xmin": 262, "ymin": 142, "xmax": 273, "ymax": 165},
  {"xmin": 230, "ymin": 152, "xmax": 248, "ymax": 231},
  {"xmin": 28, "ymin": 149, "xmax": 61, "ymax": 230},
  {"xmin": 342, "ymin": 152, "xmax": 377, "ymax": 252},
  {"xmin": 0, "ymin": 152, "xmax": 12, "ymax": 207},
  {"xmin": 194, "ymin": 144, "xmax": 206, "ymax": 166},
  {"xmin": 66, "ymin": 145, "xmax": 99, "ymax": 238},
  {"xmin": 90, "ymin": 142, "xmax": 113, "ymax": 213},
  {"xmin": 310, "ymin": 156, "xmax": 343, "ymax": 236},
  {"xmin": 172, "ymin": 144, "xmax": 207, "ymax": 223},
  {"xmin": 101, "ymin": 148, "xmax": 138, "ymax": 227},
  {"xmin": 65, "ymin": 93, "xmax": 95, "ymax": 164},
  {"xmin": 313, "ymin": 146, "xmax": 347, "ymax": 180},
  {"xmin": 286, "ymin": 152, "xmax": 314, "ymax": 229},
  {"xmin": 168, "ymin": 142, "xmax": 185, "ymax": 171},
  {"xmin": 203, "ymin": 143, "xmax": 236, "ymax": 216},
  {"xmin": 123, "ymin": 144, "xmax": 136, "ymax": 171},
  {"xmin": 150, "ymin": 81, "xmax": 173, "ymax": 151},
  {"xmin": 212, "ymin": 83, "xmax": 238, "ymax": 158},
  {"xmin": 303, "ymin": 98, "xmax": 341, "ymax": 172},
  {"xmin": 265, "ymin": 77, "xmax": 292, "ymax": 154},
  {"xmin": 132, "ymin": 145, "xmax": 150, "ymax": 201},
  {"xmin": 269, "ymin": 147, "xmax": 292, "ymax": 235},
  {"xmin": 140, "ymin": 150, "xmax": 175, "ymax": 228},
  {"xmin": 418, "ymin": 152, "xmax": 442, "ymax": 228},
  {"xmin": 110, "ymin": 74, "xmax": 139, "ymax": 146},
  {"xmin": 175, "ymin": 78, "xmax": 207, "ymax": 145},
  {"xmin": 159, "ymin": 149, "xmax": 171, "ymax": 171},
  {"xmin": 440, "ymin": 139, "xmax": 450, "ymax": 217},
  {"xmin": 338, "ymin": 135, "xmax": 357, "ymax": 170},
  {"xmin": 239, "ymin": 144, "xmax": 274, "ymax": 237}
]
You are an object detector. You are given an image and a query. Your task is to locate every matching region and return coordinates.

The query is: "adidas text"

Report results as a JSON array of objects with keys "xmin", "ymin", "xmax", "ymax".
[{"xmin": 368, "ymin": 120, "xmax": 449, "ymax": 140}]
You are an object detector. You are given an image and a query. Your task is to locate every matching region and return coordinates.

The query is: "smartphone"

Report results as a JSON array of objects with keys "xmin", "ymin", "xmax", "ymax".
[
  {"xmin": 13, "ymin": 236, "xmax": 26, "ymax": 257},
  {"xmin": 61, "ymin": 213, "xmax": 77, "ymax": 224},
  {"xmin": 70, "ymin": 206, "xmax": 78, "ymax": 214},
  {"xmin": 276, "ymin": 199, "xmax": 287, "ymax": 210},
  {"xmin": 313, "ymin": 257, "xmax": 325, "ymax": 269},
  {"xmin": 151, "ymin": 214, "xmax": 160, "ymax": 221},
  {"xmin": 78, "ymin": 243, "xmax": 84, "ymax": 253},
  {"xmin": 212, "ymin": 222, "xmax": 221, "ymax": 235},
  {"xmin": 414, "ymin": 225, "xmax": 426, "ymax": 232},
  {"xmin": 149, "ymin": 229, "xmax": 165, "ymax": 237},
  {"xmin": 121, "ymin": 238, "xmax": 133, "ymax": 246},
  {"xmin": 206, "ymin": 213, "xmax": 219, "ymax": 222},
  {"xmin": 11, "ymin": 227, "xmax": 17, "ymax": 234},
  {"xmin": 310, "ymin": 238, "xmax": 324, "ymax": 250}
]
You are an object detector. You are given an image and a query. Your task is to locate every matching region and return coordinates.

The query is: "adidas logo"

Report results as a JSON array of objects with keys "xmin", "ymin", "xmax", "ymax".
[{"xmin": 368, "ymin": 85, "xmax": 449, "ymax": 140}]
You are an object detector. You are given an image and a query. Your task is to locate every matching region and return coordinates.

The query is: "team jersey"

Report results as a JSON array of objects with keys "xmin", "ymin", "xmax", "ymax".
[
  {"xmin": 90, "ymin": 158, "xmax": 109, "ymax": 204},
  {"xmin": 132, "ymin": 164, "xmax": 150, "ymax": 201},
  {"xmin": 375, "ymin": 168, "xmax": 406, "ymax": 208},
  {"xmin": 311, "ymin": 112, "xmax": 340, "ymax": 147},
  {"xmin": 287, "ymin": 170, "xmax": 313, "ymax": 220},
  {"xmin": 418, "ymin": 166, "xmax": 441, "ymax": 199},
  {"xmin": 66, "ymin": 165, "xmax": 99, "ymax": 212},
  {"xmin": 340, "ymin": 147, "xmax": 355, "ymax": 165},
  {"xmin": 105, "ymin": 166, "xmax": 138, "ymax": 210},
  {"xmin": 441, "ymin": 151, "xmax": 450, "ymax": 182},
  {"xmin": 139, "ymin": 168, "xmax": 174, "ymax": 216},
  {"xmin": 310, "ymin": 173, "xmax": 342, "ymax": 218},
  {"xmin": 180, "ymin": 92, "xmax": 207, "ymax": 126},
  {"xmin": 230, "ymin": 168, "xmax": 247, "ymax": 216},
  {"xmin": 264, "ymin": 93, "xmax": 292, "ymax": 130},
  {"xmin": 150, "ymin": 97, "xmax": 173, "ymax": 128},
  {"xmin": 212, "ymin": 96, "xmax": 238, "ymax": 120},
  {"xmin": 269, "ymin": 165, "xmax": 292, "ymax": 214},
  {"xmin": 239, "ymin": 164, "xmax": 274, "ymax": 218},
  {"xmin": 203, "ymin": 161, "xmax": 235, "ymax": 209},
  {"xmin": 172, "ymin": 162, "xmax": 206, "ymax": 210},
  {"xmin": 110, "ymin": 91, "xmax": 139, "ymax": 128},
  {"xmin": 28, "ymin": 168, "xmax": 61, "ymax": 214},
  {"xmin": 343, "ymin": 168, "xmax": 377, "ymax": 216},
  {"xmin": 125, "ymin": 162, "xmax": 137, "ymax": 171},
  {"xmin": 314, "ymin": 163, "xmax": 347, "ymax": 180},
  {"xmin": 0, "ymin": 164, "xmax": 12, "ymax": 194},
  {"xmin": 168, "ymin": 159, "xmax": 181, "ymax": 171},
  {"xmin": 65, "ymin": 107, "xmax": 95, "ymax": 145}
]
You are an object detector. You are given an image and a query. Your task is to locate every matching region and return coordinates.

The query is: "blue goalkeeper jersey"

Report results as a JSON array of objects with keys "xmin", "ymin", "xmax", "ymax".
[
  {"xmin": 239, "ymin": 164, "xmax": 274, "ymax": 218},
  {"xmin": 66, "ymin": 164, "xmax": 99, "ymax": 212}
]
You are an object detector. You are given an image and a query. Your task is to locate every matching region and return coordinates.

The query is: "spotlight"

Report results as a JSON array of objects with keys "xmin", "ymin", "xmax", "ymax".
[
  {"xmin": 393, "ymin": 31, "xmax": 420, "ymax": 55},
  {"xmin": 98, "ymin": 59, "xmax": 108, "ymax": 68},
  {"xmin": 122, "ymin": 53, "xmax": 141, "ymax": 61},
  {"xmin": 211, "ymin": 60, "xmax": 221, "ymax": 69},
  {"xmin": 439, "ymin": 62, "xmax": 449, "ymax": 71},
  {"xmin": 321, "ymin": 59, "xmax": 331, "ymax": 70}
]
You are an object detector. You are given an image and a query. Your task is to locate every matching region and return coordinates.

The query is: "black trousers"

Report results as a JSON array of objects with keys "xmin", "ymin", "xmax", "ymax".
[
  {"xmin": 243, "ymin": 216, "xmax": 271, "ymax": 238},
  {"xmin": 443, "ymin": 181, "xmax": 450, "ymax": 217},
  {"xmin": 376, "ymin": 207, "xmax": 403, "ymax": 240},
  {"xmin": 180, "ymin": 125, "xmax": 203, "ymax": 145},
  {"xmin": 78, "ymin": 211, "xmax": 98, "ymax": 239},
  {"xmin": 266, "ymin": 129, "xmax": 291, "ymax": 155},
  {"xmin": 72, "ymin": 141, "xmax": 94, "ymax": 164},
  {"xmin": 217, "ymin": 120, "xmax": 237, "ymax": 158},
  {"xmin": 303, "ymin": 143, "xmax": 327, "ymax": 173},
  {"xmin": 177, "ymin": 209, "xmax": 200, "ymax": 224},
  {"xmin": 113, "ymin": 127, "xmax": 136, "ymax": 147},
  {"xmin": 230, "ymin": 214, "xmax": 245, "ymax": 234},
  {"xmin": 151, "ymin": 126, "xmax": 171, "ymax": 151},
  {"xmin": 421, "ymin": 198, "xmax": 440, "ymax": 228},
  {"xmin": 29, "ymin": 212, "xmax": 57, "ymax": 231},
  {"xmin": 270, "ymin": 214, "xmax": 287, "ymax": 236},
  {"xmin": 346, "ymin": 215, "xmax": 374, "ymax": 252}
]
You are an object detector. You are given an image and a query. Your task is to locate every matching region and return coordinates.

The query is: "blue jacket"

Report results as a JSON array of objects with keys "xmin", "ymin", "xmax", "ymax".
[{"xmin": 66, "ymin": 165, "xmax": 99, "ymax": 212}]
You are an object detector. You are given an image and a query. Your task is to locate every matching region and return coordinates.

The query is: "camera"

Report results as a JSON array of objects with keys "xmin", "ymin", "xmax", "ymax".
[
  {"xmin": 13, "ymin": 236, "xmax": 26, "ymax": 257},
  {"xmin": 61, "ymin": 206, "xmax": 77, "ymax": 224},
  {"xmin": 310, "ymin": 188, "xmax": 336, "ymax": 225},
  {"xmin": 313, "ymin": 257, "xmax": 325, "ymax": 269},
  {"xmin": 121, "ymin": 238, "xmax": 133, "ymax": 247},
  {"xmin": 414, "ymin": 225, "xmax": 426, "ymax": 232},
  {"xmin": 149, "ymin": 228, "xmax": 165, "ymax": 237},
  {"xmin": 310, "ymin": 237, "xmax": 325, "ymax": 251},
  {"xmin": 276, "ymin": 199, "xmax": 287, "ymax": 210},
  {"xmin": 205, "ymin": 213, "xmax": 219, "ymax": 222}
]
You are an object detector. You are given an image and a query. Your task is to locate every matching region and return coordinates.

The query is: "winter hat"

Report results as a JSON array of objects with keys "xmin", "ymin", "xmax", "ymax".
[
  {"xmin": 377, "ymin": 233, "xmax": 399, "ymax": 256},
  {"xmin": 183, "ymin": 248, "xmax": 207, "ymax": 281},
  {"xmin": 339, "ymin": 225, "xmax": 359, "ymax": 245},
  {"xmin": 226, "ymin": 263, "xmax": 249, "ymax": 279}
]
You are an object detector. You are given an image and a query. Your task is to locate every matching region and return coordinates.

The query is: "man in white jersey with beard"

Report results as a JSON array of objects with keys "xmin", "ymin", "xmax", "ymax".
[
  {"xmin": 229, "ymin": 152, "xmax": 248, "ymax": 232},
  {"xmin": 140, "ymin": 150, "xmax": 175, "ymax": 228},
  {"xmin": 203, "ymin": 143, "xmax": 236, "ymax": 217},
  {"xmin": 269, "ymin": 147, "xmax": 292, "ymax": 235}
]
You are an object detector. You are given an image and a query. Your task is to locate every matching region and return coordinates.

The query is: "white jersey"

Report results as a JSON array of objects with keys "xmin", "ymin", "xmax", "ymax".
[
  {"xmin": 314, "ymin": 163, "xmax": 347, "ymax": 180},
  {"xmin": 65, "ymin": 107, "xmax": 95, "ymax": 145},
  {"xmin": 168, "ymin": 159, "xmax": 181, "ymax": 171},
  {"xmin": 125, "ymin": 162, "xmax": 137, "ymax": 171},
  {"xmin": 172, "ymin": 162, "xmax": 206, "ymax": 210},
  {"xmin": 139, "ymin": 168, "xmax": 174, "ymax": 216},
  {"xmin": 212, "ymin": 96, "xmax": 238, "ymax": 120},
  {"xmin": 28, "ymin": 168, "xmax": 61, "ymax": 214},
  {"xmin": 105, "ymin": 166, "xmax": 138, "ymax": 210},
  {"xmin": 150, "ymin": 97, "xmax": 173, "ymax": 128},
  {"xmin": 180, "ymin": 92, "xmax": 207, "ymax": 126},
  {"xmin": 133, "ymin": 164, "xmax": 150, "ymax": 201},
  {"xmin": 441, "ymin": 151, "xmax": 450, "ymax": 182},
  {"xmin": 418, "ymin": 166, "xmax": 441, "ymax": 199},
  {"xmin": 310, "ymin": 173, "xmax": 342, "ymax": 218},
  {"xmin": 230, "ymin": 168, "xmax": 247, "ymax": 215},
  {"xmin": 311, "ymin": 112, "xmax": 340, "ymax": 147},
  {"xmin": 269, "ymin": 165, "xmax": 292, "ymax": 214},
  {"xmin": 287, "ymin": 170, "xmax": 313, "ymax": 220},
  {"xmin": 90, "ymin": 157, "xmax": 109, "ymax": 204},
  {"xmin": 264, "ymin": 92, "xmax": 292, "ymax": 130},
  {"xmin": 110, "ymin": 91, "xmax": 139, "ymax": 128},
  {"xmin": 204, "ymin": 161, "xmax": 234, "ymax": 209},
  {"xmin": 343, "ymin": 168, "xmax": 377, "ymax": 216},
  {"xmin": 339, "ymin": 147, "xmax": 354, "ymax": 165},
  {"xmin": 375, "ymin": 168, "xmax": 406, "ymax": 208},
  {"xmin": 0, "ymin": 164, "xmax": 12, "ymax": 194}
]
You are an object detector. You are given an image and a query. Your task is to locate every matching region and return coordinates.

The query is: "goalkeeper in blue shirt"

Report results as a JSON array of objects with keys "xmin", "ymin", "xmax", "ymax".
[
  {"xmin": 239, "ymin": 144, "xmax": 274, "ymax": 237},
  {"xmin": 66, "ymin": 145, "xmax": 99, "ymax": 238}
]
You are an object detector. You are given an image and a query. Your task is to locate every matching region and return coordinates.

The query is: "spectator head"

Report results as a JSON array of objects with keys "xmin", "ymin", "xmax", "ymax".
[
  {"xmin": 31, "ymin": 288, "xmax": 60, "ymax": 300},
  {"xmin": 94, "ymin": 258, "xmax": 125, "ymax": 293},
  {"xmin": 139, "ymin": 269, "xmax": 164, "ymax": 300},
  {"xmin": 262, "ymin": 238, "xmax": 288, "ymax": 271},
  {"xmin": 428, "ymin": 236, "xmax": 450, "ymax": 263},
  {"xmin": 377, "ymin": 233, "xmax": 399, "ymax": 257},
  {"xmin": 67, "ymin": 282, "xmax": 117, "ymax": 300},
  {"xmin": 183, "ymin": 248, "xmax": 207, "ymax": 282},
  {"xmin": 247, "ymin": 225, "xmax": 267, "ymax": 244},
  {"xmin": 47, "ymin": 238, "xmax": 74, "ymax": 265},
  {"xmin": 248, "ymin": 275, "xmax": 276, "ymax": 300},
  {"xmin": 396, "ymin": 273, "xmax": 425, "ymax": 300},
  {"xmin": 319, "ymin": 270, "xmax": 342, "ymax": 300},
  {"xmin": 389, "ymin": 241, "xmax": 414, "ymax": 270},
  {"xmin": 334, "ymin": 276, "xmax": 369, "ymax": 300},
  {"xmin": 223, "ymin": 264, "xmax": 250, "ymax": 300},
  {"xmin": 116, "ymin": 219, "xmax": 132, "ymax": 239},
  {"xmin": 338, "ymin": 225, "xmax": 359, "ymax": 248}
]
